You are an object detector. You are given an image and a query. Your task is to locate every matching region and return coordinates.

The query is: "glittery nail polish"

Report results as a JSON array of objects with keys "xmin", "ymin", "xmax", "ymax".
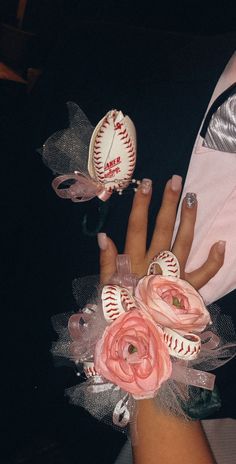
[
  {"xmin": 141, "ymin": 178, "xmax": 152, "ymax": 194},
  {"xmin": 185, "ymin": 192, "xmax": 197, "ymax": 208}
]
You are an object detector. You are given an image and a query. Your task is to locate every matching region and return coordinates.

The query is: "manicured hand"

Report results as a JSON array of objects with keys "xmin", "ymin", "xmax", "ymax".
[{"xmin": 98, "ymin": 176, "xmax": 225, "ymax": 288}]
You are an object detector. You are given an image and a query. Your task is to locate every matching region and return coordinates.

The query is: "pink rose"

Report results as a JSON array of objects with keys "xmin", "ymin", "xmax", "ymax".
[
  {"xmin": 135, "ymin": 275, "xmax": 211, "ymax": 333},
  {"xmin": 95, "ymin": 309, "xmax": 172, "ymax": 398}
]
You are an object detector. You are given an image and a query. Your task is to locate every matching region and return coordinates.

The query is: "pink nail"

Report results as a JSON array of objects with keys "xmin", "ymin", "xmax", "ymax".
[
  {"xmin": 97, "ymin": 233, "xmax": 108, "ymax": 251},
  {"xmin": 171, "ymin": 175, "xmax": 182, "ymax": 192},
  {"xmin": 141, "ymin": 178, "xmax": 152, "ymax": 194},
  {"xmin": 217, "ymin": 240, "xmax": 226, "ymax": 254}
]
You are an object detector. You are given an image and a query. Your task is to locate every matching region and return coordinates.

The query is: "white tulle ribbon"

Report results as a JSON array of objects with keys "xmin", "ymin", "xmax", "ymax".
[{"xmin": 88, "ymin": 378, "xmax": 117, "ymax": 393}]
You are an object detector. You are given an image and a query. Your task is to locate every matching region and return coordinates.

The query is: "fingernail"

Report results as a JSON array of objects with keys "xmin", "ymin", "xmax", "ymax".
[
  {"xmin": 171, "ymin": 175, "xmax": 182, "ymax": 192},
  {"xmin": 97, "ymin": 232, "xmax": 108, "ymax": 251},
  {"xmin": 217, "ymin": 240, "xmax": 226, "ymax": 254},
  {"xmin": 140, "ymin": 178, "xmax": 152, "ymax": 194},
  {"xmin": 185, "ymin": 192, "xmax": 197, "ymax": 208}
]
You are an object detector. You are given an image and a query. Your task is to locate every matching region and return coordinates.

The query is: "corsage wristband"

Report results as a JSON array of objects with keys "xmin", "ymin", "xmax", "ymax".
[{"xmin": 52, "ymin": 253, "xmax": 236, "ymax": 430}]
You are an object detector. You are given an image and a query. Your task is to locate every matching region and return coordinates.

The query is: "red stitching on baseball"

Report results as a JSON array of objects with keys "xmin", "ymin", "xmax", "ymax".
[
  {"xmin": 91, "ymin": 112, "xmax": 136, "ymax": 190},
  {"xmin": 178, "ymin": 341, "xmax": 184, "ymax": 353}
]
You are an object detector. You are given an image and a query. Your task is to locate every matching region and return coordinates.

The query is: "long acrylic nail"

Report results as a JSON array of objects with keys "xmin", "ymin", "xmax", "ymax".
[
  {"xmin": 217, "ymin": 240, "xmax": 226, "ymax": 254},
  {"xmin": 171, "ymin": 175, "xmax": 182, "ymax": 192},
  {"xmin": 185, "ymin": 192, "xmax": 197, "ymax": 208},
  {"xmin": 141, "ymin": 178, "xmax": 152, "ymax": 194},
  {"xmin": 97, "ymin": 232, "xmax": 108, "ymax": 250}
]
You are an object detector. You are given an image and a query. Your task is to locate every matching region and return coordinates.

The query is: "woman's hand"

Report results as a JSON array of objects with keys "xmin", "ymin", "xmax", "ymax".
[
  {"xmin": 98, "ymin": 176, "xmax": 225, "ymax": 289},
  {"xmin": 97, "ymin": 176, "xmax": 221, "ymax": 464}
]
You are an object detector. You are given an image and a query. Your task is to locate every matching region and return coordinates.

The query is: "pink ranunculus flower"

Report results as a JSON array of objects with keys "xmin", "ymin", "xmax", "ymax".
[
  {"xmin": 94, "ymin": 309, "xmax": 172, "ymax": 399},
  {"xmin": 135, "ymin": 275, "xmax": 211, "ymax": 333}
]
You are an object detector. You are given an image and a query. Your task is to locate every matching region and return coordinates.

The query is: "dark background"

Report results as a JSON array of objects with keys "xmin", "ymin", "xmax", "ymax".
[{"xmin": 1, "ymin": 1, "xmax": 236, "ymax": 463}]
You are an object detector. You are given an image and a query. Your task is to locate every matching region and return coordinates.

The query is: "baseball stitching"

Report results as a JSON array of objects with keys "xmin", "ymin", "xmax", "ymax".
[
  {"xmin": 163, "ymin": 327, "xmax": 201, "ymax": 360},
  {"xmin": 148, "ymin": 251, "xmax": 180, "ymax": 277},
  {"xmin": 102, "ymin": 284, "xmax": 136, "ymax": 323},
  {"xmin": 93, "ymin": 112, "xmax": 136, "ymax": 189}
]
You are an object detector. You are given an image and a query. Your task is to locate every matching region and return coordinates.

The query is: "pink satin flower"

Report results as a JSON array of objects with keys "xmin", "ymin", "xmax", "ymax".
[
  {"xmin": 95, "ymin": 309, "xmax": 172, "ymax": 399},
  {"xmin": 135, "ymin": 275, "xmax": 211, "ymax": 333}
]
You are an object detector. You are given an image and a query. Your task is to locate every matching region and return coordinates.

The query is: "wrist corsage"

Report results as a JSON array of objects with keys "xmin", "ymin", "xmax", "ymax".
[{"xmin": 52, "ymin": 253, "xmax": 236, "ymax": 430}]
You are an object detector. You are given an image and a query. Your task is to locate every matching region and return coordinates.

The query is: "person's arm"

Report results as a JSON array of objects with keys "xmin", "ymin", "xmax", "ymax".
[
  {"xmin": 132, "ymin": 400, "xmax": 216, "ymax": 464},
  {"xmin": 98, "ymin": 176, "xmax": 224, "ymax": 464}
]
